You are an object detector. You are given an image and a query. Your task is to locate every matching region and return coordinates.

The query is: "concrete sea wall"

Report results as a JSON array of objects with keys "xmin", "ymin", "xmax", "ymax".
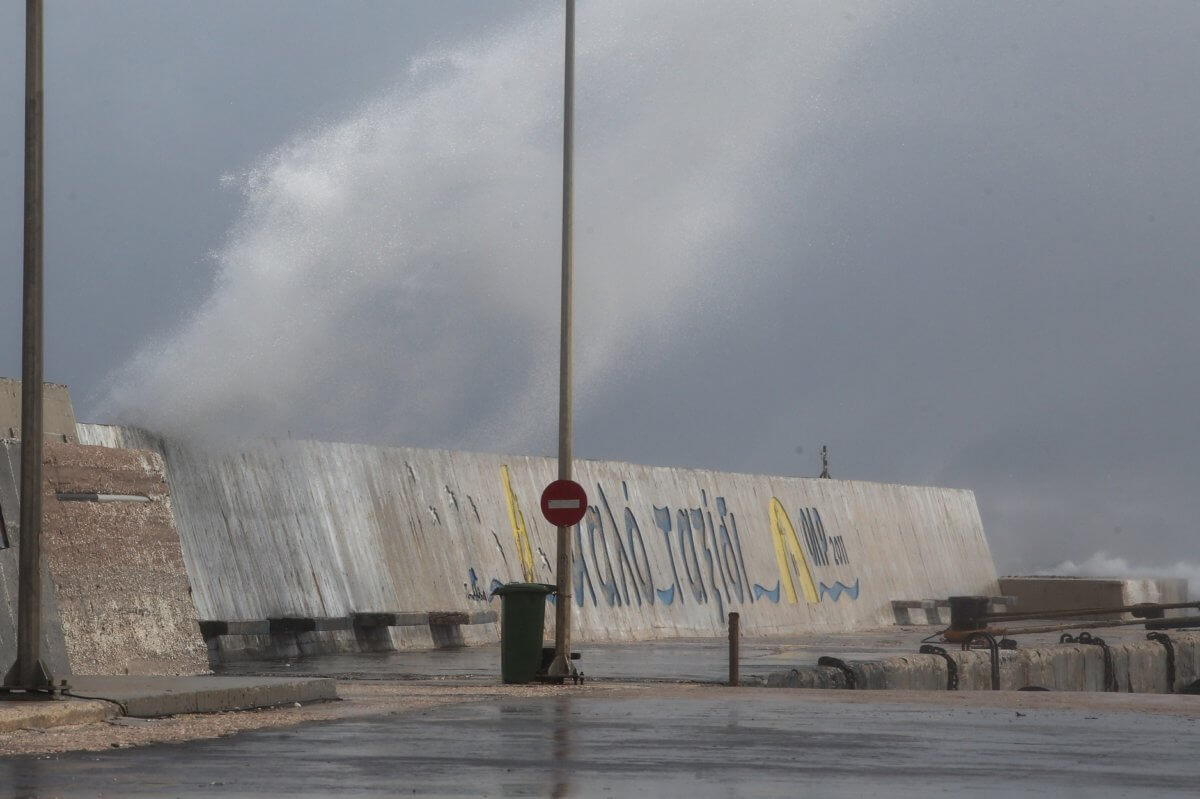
[{"xmin": 79, "ymin": 425, "xmax": 998, "ymax": 651}]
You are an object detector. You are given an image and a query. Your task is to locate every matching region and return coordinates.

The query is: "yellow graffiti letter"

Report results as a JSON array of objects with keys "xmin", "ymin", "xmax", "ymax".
[
  {"xmin": 769, "ymin": 498, "xmax": 819, "ymax": 604},
  {"xmin": 501, "ymin": 465, "xmax": 537, "ymax": 582}
]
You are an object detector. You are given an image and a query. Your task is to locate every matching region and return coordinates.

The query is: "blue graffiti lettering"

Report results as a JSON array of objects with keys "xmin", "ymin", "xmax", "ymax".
[
  {"xmin": 624, "ymin": 507, "xmax": 656, "ymax": 607},
  {"xmin": 586, "ymin": 506, "xmax": 621, "ymax": 607},
  {"xmin": 676, "ymin": 509, "xmax": 707, "ymax": 603},
  {"xmin": 721, "ymin": 497, "xmax": 755, "ymax": 604},
  {"xmin": 465, "ymin": 568, "xmax": 488, "ymax": 602},
  {"xmin": 572, "ymin": 523, "xmax": 596, "ymax": 608},
  {"xmin": 597, "ymin": 484, "xmax": 638, "ymax": 607},
  {"xmin": 691, "ymin": 502, "xmax": 724, "ymax": 618},
  {"xmin": 715, "ymin": 501, "xmax": 745, "ymax": 603},
  {"xmin": 652, "ymin": 506, "xmax": 684, "ymax": 606},
  {"xmin": 799, "ymin": 508, "xmax": 831, "ymax": 568}
]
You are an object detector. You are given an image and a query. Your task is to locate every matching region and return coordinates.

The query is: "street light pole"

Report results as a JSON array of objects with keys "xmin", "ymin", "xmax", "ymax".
[
  {"xmin": 3, "ymin": 0, "xmax": 56, "ymax": 696},
  {"xmin": 548, "ymin": 0, "xmax": 576, "ymax": 679}
]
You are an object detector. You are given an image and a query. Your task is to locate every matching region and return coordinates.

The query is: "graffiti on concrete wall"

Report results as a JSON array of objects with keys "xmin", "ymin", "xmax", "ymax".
[
  {"xmin": 467, "ymin": 467, "xmax": 861, "ymax": 616},
  {"xmin": 465, "ymin": 567, "xmax": 505, "ymax": 603},
  {"xmin": 766, "ymin": 500, "xmax": 856, "ymax": 604},
  {"xmin": 501, "ymin": 465, "xmax": 537, "ymax": 583},
  {"xmin": 768, "ymin": 498, "xmax": 818, "ymax": 604}
]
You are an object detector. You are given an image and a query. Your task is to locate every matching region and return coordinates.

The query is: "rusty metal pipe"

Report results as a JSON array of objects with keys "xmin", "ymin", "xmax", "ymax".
[
  {"xmin": 983, "ymin": 600, "xmax": 1200, "ymax": 623},
  {"xmin": 1001, "ymin": 617, "xmax": 1160, "ymax": 636}
]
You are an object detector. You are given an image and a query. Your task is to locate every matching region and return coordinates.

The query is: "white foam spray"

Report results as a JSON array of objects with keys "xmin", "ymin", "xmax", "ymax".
[
  {"xmin": 1041, "ymin": 552, "xmax": 1200, "ymax": 599},
  {"xmin": 99, "ymin": 2, "xmax": 888, "ymax": 452}
]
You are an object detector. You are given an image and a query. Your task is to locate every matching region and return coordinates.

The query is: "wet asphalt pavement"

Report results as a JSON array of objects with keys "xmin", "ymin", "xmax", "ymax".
[{"xmin": 5, "ymin": 692, "xmax": 1199, "ymax": 798}]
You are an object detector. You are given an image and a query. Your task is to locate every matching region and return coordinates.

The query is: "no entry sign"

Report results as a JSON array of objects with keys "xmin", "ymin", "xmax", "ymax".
[{"xmin": 540, "ymin": 479, "xmax": 588, "ymax": 527}]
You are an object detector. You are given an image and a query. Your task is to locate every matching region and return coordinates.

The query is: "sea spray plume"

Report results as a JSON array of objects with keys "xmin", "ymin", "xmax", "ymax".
[
  {"xmin": 1044, "ymin": 552, "xmax": 1200, "ymax": 599},
  {"xmin": 100, "ymin": 2, "xmax": 884, "ymax": 451}
]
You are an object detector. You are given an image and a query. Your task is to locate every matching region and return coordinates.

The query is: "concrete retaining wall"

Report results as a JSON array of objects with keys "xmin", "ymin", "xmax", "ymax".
[
  {"xmin": 38, "ymin": 442, "xmax": 209, "ymax": 675},
  {"xmin": 0, "ymin": 442, "xmax": 71, "ymax": 677},
  {"xmin": 759, "ymin": 632, "xmax": 1200, "ymax": 693},
  {"xmin": 0, "ymin": 440, "xmax": 207, "ymax": 676},
  {"xmin": 999, "ymin": 576, "xmax": 1190, "ymax": 619},
  {"xmin": 0, "ymin": 379, "xmax": 78, "ymax": 443},
  {"xmin": 79, "ymin": 425, "xmax": 999, "ymax": 653}
]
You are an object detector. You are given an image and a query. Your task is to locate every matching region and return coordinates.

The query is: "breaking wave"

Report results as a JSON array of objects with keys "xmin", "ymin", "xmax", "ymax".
[
  {"xmin": 99, "ymin": 2, "xmax": 886, "ymax": 452},
  {"xmin": 1041, "ymin": 551, "xmax": 1200, "ymax": 598}
]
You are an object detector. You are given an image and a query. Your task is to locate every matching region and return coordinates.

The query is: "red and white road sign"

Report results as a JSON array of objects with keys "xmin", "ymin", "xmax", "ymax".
[{"xmin": 540, "ymin": 479, "xmax": 588, "ymax": 527}]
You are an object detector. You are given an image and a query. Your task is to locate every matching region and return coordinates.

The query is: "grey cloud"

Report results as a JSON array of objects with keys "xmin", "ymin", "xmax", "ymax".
[{"xmin": 3, "ymin": 1, "xmax": 1199, "ymax": 577}]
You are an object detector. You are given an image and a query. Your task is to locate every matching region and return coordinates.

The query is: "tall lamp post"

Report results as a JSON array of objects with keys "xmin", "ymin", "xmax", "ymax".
[
  {"xmin": 547, "ymin": 0, "xmax": 576, "ymax": 679},
  {"xmin": 3, "ymin": 0, "xmax": 58, "ymax": 697}
]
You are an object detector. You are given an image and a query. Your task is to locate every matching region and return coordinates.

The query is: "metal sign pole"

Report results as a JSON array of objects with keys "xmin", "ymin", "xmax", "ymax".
[
  {"xmin": 548, "ymin": 0, "xmax": 576, "ymax": 679},
  {"xmin": 3, "ymin": 0, "xmax": 55, "ymax": 695}
]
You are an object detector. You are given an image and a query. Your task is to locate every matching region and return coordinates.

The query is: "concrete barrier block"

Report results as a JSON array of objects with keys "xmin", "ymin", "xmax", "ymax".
[
  {"xmin": 765, "ymin": 668, "xmax": 810, "ymax": 688},
  {"xmin": 198, "ymin": 620, "xmax": 271, "ymax": 638},
  {"xmin": 854, "ymin": 659, "xmax": 886, "ymax": 689},
  {"xmin": 1120, "ymin": 643, "xmax": 1157, "ymax": 693},
  {"xmin": 890, "ymin": 655, "xmax": 948, "ymax": 690},
  {"xmin": 386, "ymin": 624, "xmax": 437, "ymax": 651},
  {"xmin": 1021, "ymin": 647, "xmax": 1045, "ymax": 688},
  {"xmin": 994, "ymin": 650, "xmax": 1022, "ymax": 690},
  {"xmin": 1174, "ymin": 635, "xmax": 1200, "ymax": 689},
  {"xmin": 950, "ymin": 650, "xmax": 986, "ymax": 691},
  {"xmin": 428, "ymin": 611, "xmax": 469, "ymax": 626},
  {"xmin": 759, "ymin": 631, "xmax": 1200, "ymax": 694},
  {"xmin": 1009, "ymin": 647, "xmax": 1029, "ymax": 687}
]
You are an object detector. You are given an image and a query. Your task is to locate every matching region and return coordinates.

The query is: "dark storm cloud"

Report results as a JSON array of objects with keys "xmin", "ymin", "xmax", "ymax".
[
  {"xmin": 2, "ymin": 1, "xmax": 1199, "ymax": 578},
  {"xmin": 0, "ymin": 0, "xmax": 540, "ymax": 397}
]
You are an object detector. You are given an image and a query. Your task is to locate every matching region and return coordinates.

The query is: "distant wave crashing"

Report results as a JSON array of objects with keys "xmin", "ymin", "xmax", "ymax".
[
  {"xmin": 99, "ymin": 2, "xmax": 881, "ymax": 451},
  {"xmin": 1039, "ymin": 551, "xmax": 1200, "ymax": 598}
]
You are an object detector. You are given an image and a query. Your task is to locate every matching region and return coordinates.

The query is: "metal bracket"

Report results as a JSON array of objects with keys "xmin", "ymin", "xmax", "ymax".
[
  {"xmin": 536, "ymin": 648, "xmax": 583, "ymax": 685},
  {"xmin": 1060, "ymin": 632, "xmax": 1118, "ymax": 692},
  {"xmin": 0, "ymin": 658, "xmax": 69, "ymax": 700},
  {"xmin": 1147, "ymin": 632, "xmax": 1175, "ymax": 693},
  {"xmin": 961, "ymin": 631, "xmax": 1000, "ymax": 690},
  {"xmin": 919, "ymin": 644, "xmax": 959, "ymax": 690}
]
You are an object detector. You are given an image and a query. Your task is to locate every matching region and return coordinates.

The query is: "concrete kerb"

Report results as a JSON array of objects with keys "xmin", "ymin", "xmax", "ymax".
[
  {"xmin": 68, "ymin": 676, "xmax": 340, "ymax": 718},
  {"xmin": 753, "ymin": 632, "xmax": 1200, "ymax": 693},
  {"xmin": 0, "ymin": 699, "xmax": 118, "ymax": 734},
  {"xmin": 0, "ymin": 675, "xmax": 338, "ymax": 731}
]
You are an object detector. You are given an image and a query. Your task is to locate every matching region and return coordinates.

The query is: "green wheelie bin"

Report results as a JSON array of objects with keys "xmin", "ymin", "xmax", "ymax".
[{"xmin": 493, "ymin": 582, "xmax": 557, "ymax": 684}]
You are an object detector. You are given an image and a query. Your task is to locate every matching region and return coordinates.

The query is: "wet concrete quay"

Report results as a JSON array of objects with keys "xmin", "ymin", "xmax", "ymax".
[
  {"xmin": 214, "ymin": 634, "xmax": 909, "ymax": 684},
  {"xmin": 4, "ymin": 689, "xmax": 1199, "ymax": 798},
  {"xmin": 214, "ymin": 624, "xmax": 1200, "ymax": 693}
]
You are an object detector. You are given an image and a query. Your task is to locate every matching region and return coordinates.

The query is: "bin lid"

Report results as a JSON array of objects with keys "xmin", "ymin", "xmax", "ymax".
[{"xmin": 492, "ymin": 582, "xmax": 557, "ymax": 597}]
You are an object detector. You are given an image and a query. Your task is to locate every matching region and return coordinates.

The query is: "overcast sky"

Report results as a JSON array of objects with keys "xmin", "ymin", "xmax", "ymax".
[{"xmin": 2, "ymin": 1, "xmax": 1199, "ymax": 576}]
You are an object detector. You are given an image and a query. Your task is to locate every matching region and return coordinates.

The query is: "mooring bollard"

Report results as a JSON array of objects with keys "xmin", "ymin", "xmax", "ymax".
[{"xmin": 728, "ymin": 612, "xmax": 740, "ymax": 686}]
